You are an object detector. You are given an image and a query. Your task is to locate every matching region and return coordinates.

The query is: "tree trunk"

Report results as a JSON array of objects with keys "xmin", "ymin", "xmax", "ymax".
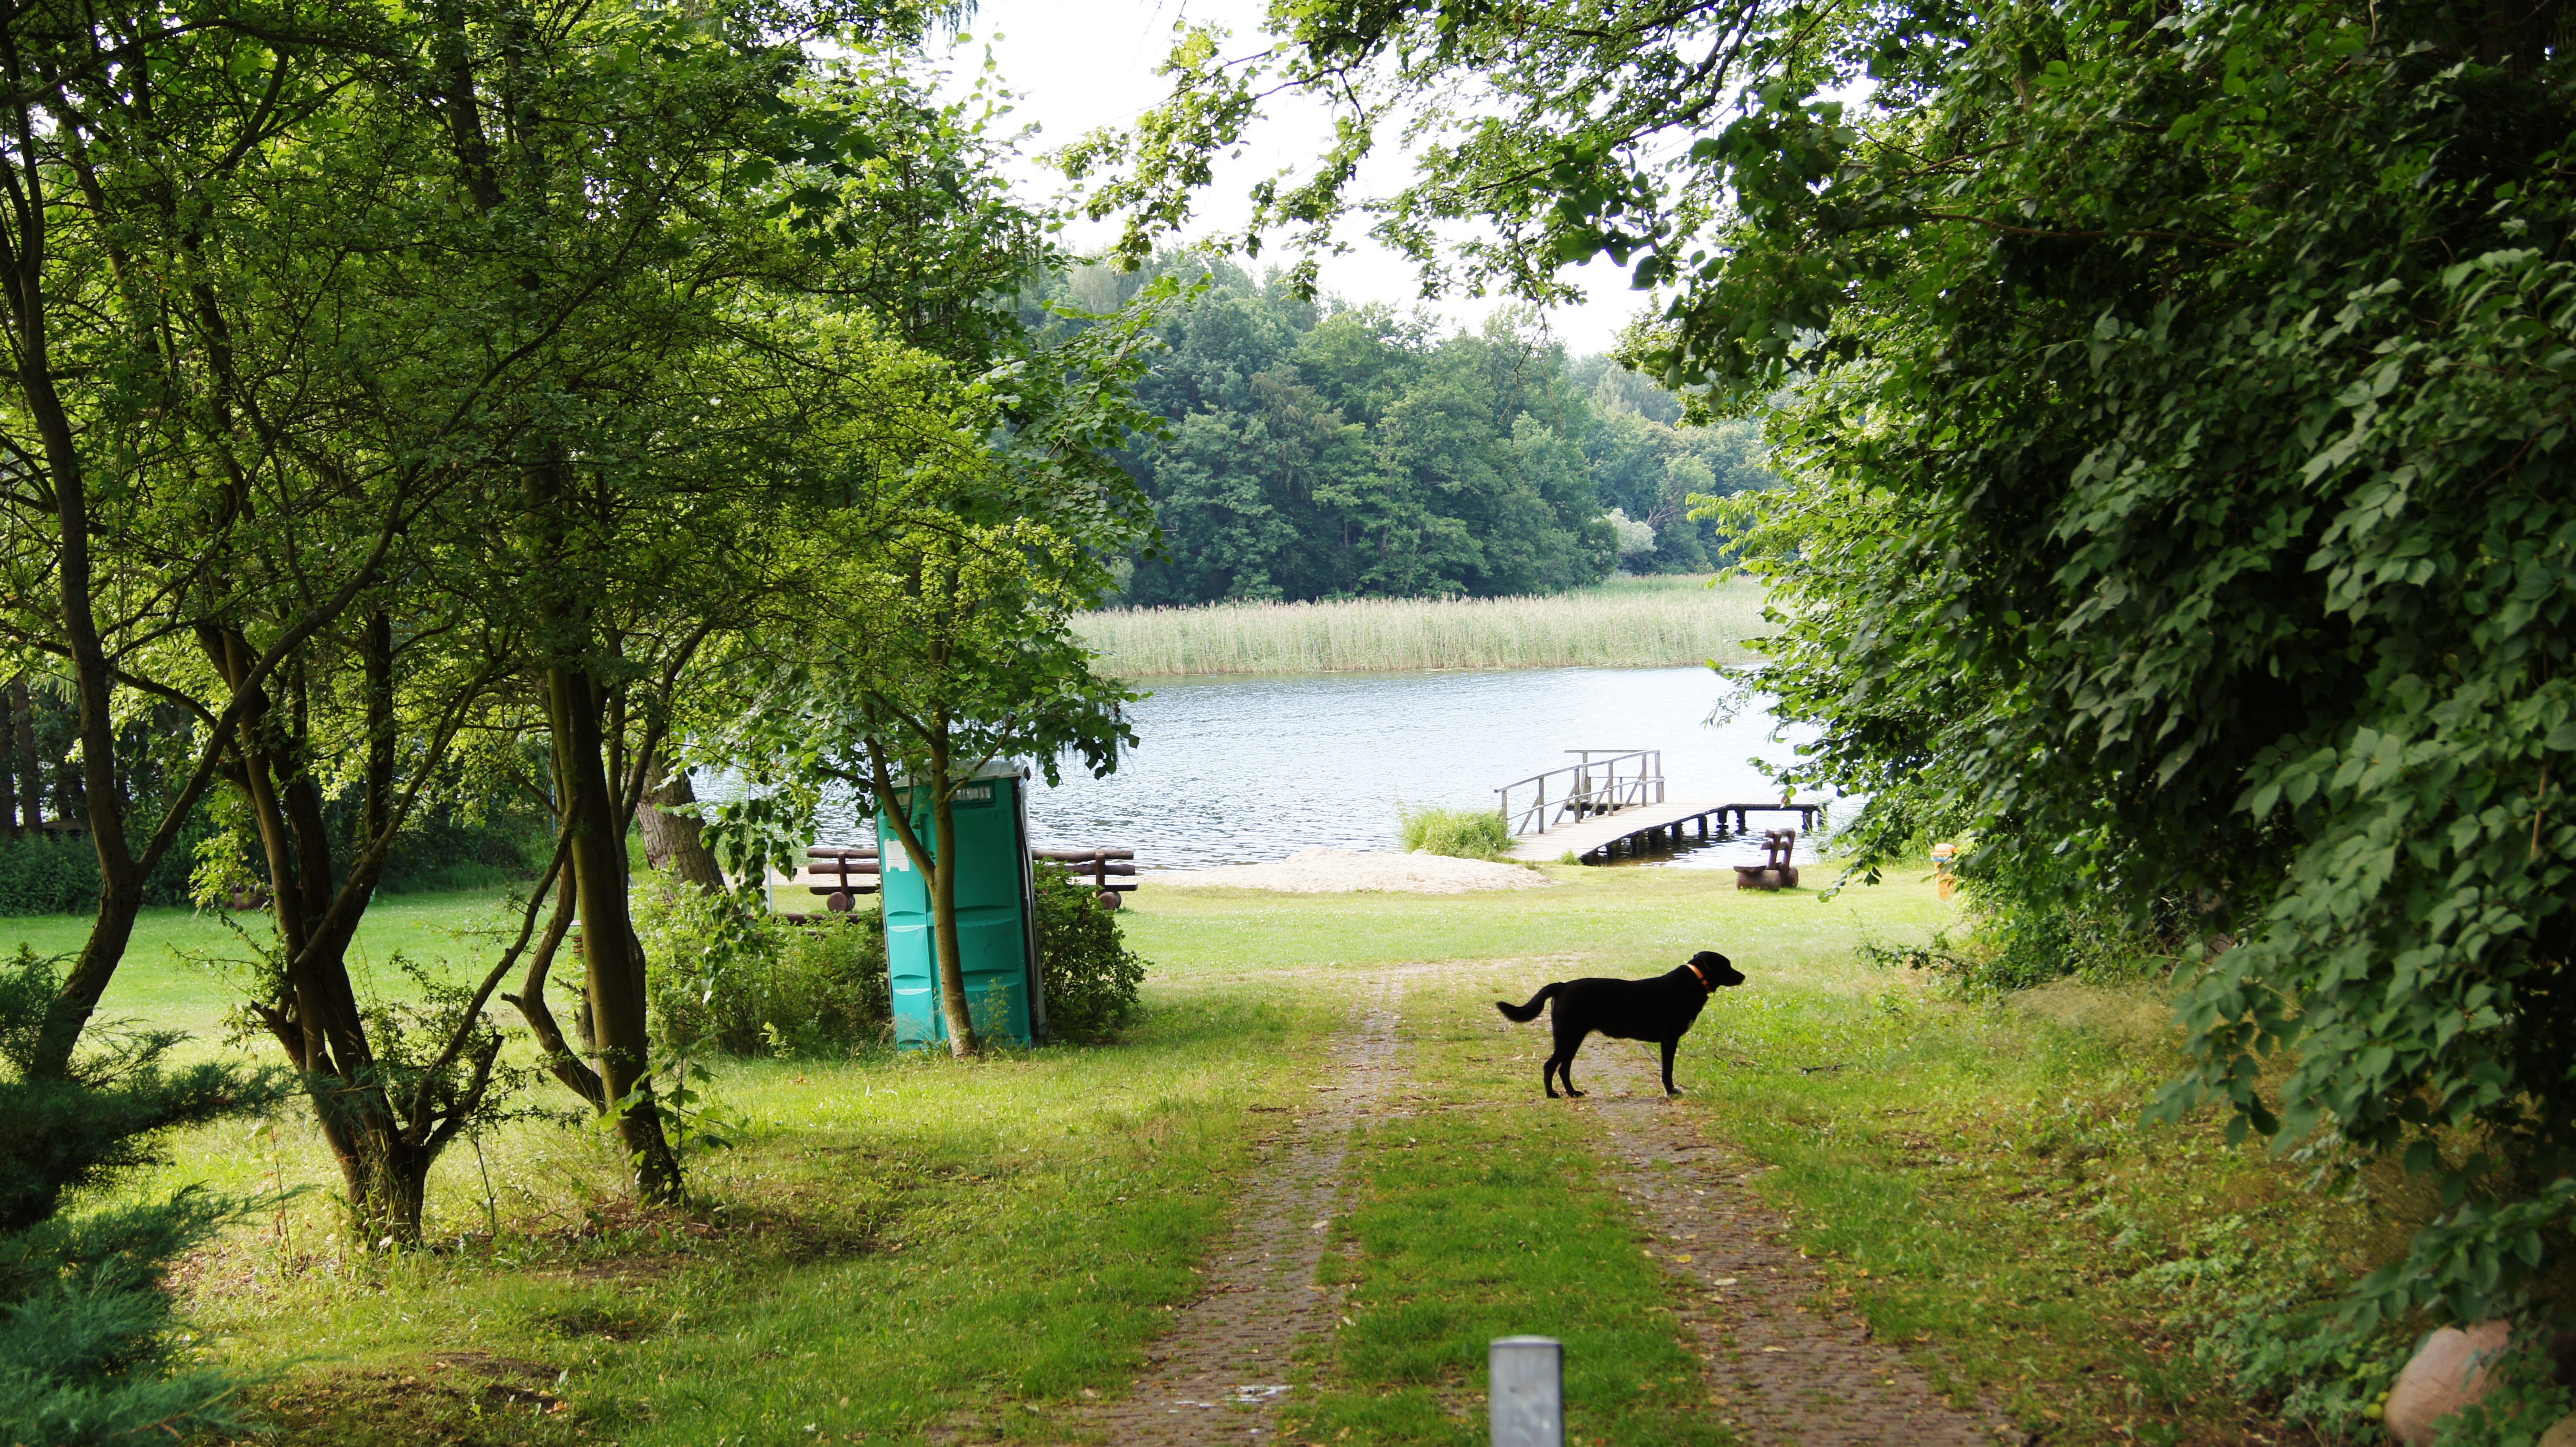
[
  {"xmin": 7, "ymin": 154, "xmax": 152, "ymax": 1077},
  {"xmin": 636, "ymin": 763, "xmax": 724, "ymax": 890},
  {"xmin": 0, "ymin": 679, "xmax": 15, "ymax": 837},
  {"xmin": 9, "ymin": 677, "xmax": 34, "ymax": 832},
  {"xmin": 53, "ymin": 754, "xmax": 85, "ymax": 826},
  {"xmin": 506, "ymin": 872, "xmax": 607, "ymax": 1109},
  {"xmin": 546, "ymin": 662, "xmax": 682, "ymax": 1203},
  {"xmin": 299, "ymin": 1069, "xmax": 431, "ymax": 1244},
  {"xmin": 869, "ymin": 739, "xmax": 979, "ymax": 1057},
  {"xmin": 927, "ymin": 743, "xmax": 978, "ymax": 1058},
  {"xmin": 205, "ymin": 624, "xmax": 402, "ymax": 1239}
]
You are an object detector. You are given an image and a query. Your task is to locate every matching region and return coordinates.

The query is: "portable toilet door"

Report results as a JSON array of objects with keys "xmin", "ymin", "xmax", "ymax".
[{"xmin": 876, "ymin": 760, "xmax": 1047, "ymax": 1048}]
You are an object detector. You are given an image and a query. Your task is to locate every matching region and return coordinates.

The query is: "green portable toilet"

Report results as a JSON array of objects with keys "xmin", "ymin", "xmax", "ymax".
[{"xmin": 876, "ymin": 760, "xmax": 1046, "ymax": 1048}]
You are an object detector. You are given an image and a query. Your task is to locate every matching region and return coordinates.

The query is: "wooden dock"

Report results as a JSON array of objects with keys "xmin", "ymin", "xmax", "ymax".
[
  {"xmin": 1506, "ymin": 798, "xmax": 1823, "ymax": 863},
  {"xmin": 1494, "ymin": 750, "xmax": 1823, "ymax": 863}
]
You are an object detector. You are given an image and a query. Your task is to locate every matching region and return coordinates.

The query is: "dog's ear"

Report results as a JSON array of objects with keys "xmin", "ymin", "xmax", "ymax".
[{"xmin": 1690, "ymin": 951, "xmax": 1729, "ymax": 970}]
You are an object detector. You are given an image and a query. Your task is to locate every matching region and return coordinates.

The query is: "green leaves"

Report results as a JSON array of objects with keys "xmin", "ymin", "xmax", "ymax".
[{"xmin": 1116, "ymin": 0, "xmax": 2576, "ymax": 1337}]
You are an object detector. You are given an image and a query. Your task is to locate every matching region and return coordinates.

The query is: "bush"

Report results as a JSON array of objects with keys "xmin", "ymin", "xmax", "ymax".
[
  {"xmin": 0, "ymin": 836, "xmax": 102, "ymax": 916},
  {"xmin": 0, "ymin": 831, "xmax": 204, "ymax": 916},
  {"xmin": 2127, "ymin": 1210, "xmax": 2417, "ymax": 1442},
  {"xmin": 1399, "ymin": 805, "xmax": 1513, "ymax": 861},
  {"xmin": 374, "ymin": 802, "xmax": 552, "ymax": 895},
  {"xmin": 0, "ymin": 947, "xmax": 282, "ymax": 1445},
  {"xmin": 637, "ymin": 884, "xmax": 888, "ymax": 1058},
  {"xmin": 1860, "ymin": 837, "xmax": 2187, "ymax": 995},
  {"xmin": 640, "ymin": 868, "xmax": 1147, "ymax": 1054},
  {"xmin": 1033, "ymin": 865, "xmax": 1146, "ymax": 1043}
]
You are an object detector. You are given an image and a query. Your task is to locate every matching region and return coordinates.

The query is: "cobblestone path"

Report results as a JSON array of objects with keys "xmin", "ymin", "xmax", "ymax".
[
  {"xmin": 1581, "ymin": 1042, "xmax": 2024, "ymax": 1445},
  {"xmin": 1067, "ymin": 977, "xmax": 1405, "ymax": 1445}
]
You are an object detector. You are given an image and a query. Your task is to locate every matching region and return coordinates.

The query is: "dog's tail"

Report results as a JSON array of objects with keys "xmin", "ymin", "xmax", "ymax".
[{"xmin": 1495, "ymin": 982, "xmax": 1562, "ymax": 1023}]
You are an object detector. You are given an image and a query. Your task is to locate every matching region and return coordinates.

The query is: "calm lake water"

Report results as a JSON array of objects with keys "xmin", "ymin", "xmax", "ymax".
[{"xmin": 810, "ymin": 667, "xmax": 1828, "ymax": 871}]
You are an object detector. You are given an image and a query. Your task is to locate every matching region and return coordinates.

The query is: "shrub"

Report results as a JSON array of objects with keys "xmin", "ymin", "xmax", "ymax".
[
  {"xmin": 1399, "ymin": 805, "xmax": 1514, "ymax": 861},
  {"xmin": 0, "ymin": 836, "xmax": 101, "ymax": 916},
  {"xmin": 0, "ymin": 947, "xmax": 283, "ymax": 1445},
  {"xmin": 1033, "ymin": 865, "xmax": 1145, "ymax": 1043},
  {"xmin": 0, "ymin": 832, "xmax": 203, "ymax": 916},
  {"xmin": 640, "ymin": 869, "xmax": 1146, "ymax": 1053},
  {"xmin": 637, "ymin": 884, "xmax": 888, "ymax": 1058},
  {"xmin": 374, "ymin": 802, "xmax": 552, "ymax": 895},
  {"xmin": 1861, "ymin": 837, "xmax": 2187, "ymax": 995},
  {"xmin": 2127, "ymin": 1210, "xmax": 2417, "ymax": 1442}
]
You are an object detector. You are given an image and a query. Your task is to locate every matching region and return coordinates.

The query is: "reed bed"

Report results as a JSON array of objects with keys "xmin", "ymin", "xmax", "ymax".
[{"xmin": 1075, "ymin": 574, "xmax": 1770, "ymax": 676}]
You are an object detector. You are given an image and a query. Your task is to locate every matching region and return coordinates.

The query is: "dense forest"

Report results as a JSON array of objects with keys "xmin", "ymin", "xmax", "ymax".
[{"xmin": 1040, "ymin": 261, "xmax": 1775, "ymax": 607}]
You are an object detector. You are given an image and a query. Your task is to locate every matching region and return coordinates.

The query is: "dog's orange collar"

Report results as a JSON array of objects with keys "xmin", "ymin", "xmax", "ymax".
[{"xmin": 1686, "ymin": 959, "xmax": 1711, "ymax": 990}]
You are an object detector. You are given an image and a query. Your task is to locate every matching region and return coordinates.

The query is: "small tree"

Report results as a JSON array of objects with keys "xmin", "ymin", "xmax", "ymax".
[
  {"xmin": 713, "ymin": 309, "xmax": 1166, "ymax": 1056},
  {"xmin": 845, "ymin": 525, "xmax": 1139, "ymax": 1056}
]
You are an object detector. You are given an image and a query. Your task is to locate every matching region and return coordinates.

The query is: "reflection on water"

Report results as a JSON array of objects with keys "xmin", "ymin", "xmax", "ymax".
[{"xmin": 804, "ymin": 667, "xmax": 1830, "ymax": 870}]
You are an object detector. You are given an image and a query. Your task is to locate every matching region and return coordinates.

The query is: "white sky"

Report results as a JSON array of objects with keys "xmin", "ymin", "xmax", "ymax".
[{"xmin": 935, "ymin": 0, "xmax": 1655, "ymax": 357}]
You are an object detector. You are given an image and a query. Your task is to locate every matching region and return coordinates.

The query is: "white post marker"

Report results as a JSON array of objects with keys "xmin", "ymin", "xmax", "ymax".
[{"xmin": 1489, "ymin": 1335, "xmax": 1564, "ymax": 1447}]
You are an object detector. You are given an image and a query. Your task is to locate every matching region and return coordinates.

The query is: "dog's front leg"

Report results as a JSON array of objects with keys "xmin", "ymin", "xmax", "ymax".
[{"xmin": 1659, "ymin": 1039, "xmax": 1682, "ymax": 1096}]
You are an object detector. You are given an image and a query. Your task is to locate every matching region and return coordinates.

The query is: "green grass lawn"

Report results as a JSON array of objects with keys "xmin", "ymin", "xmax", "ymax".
[
  {"xmin": 7, "ymin": 888, "xmax": 543, "ymax": 1043},
  {"xmin": 13, "ymin": 863, "xmax": 2422, "ymax": 1445}
]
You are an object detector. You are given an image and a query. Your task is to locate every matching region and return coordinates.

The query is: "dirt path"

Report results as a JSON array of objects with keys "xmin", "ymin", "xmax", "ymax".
[
  {"xmin": 1580, "ymin": 1043, "xmax": 2024, "ymax": 1446},
  {"xmin": 1066, "ymin": 978, "xmax": 1405, "ymax": 1445}
]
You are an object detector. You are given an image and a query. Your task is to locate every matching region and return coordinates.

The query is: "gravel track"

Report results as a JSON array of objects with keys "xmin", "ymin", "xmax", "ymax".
[
  {"xmin": 1580, "ymin": 1042, "xmax": 2025, "ymax": 1445},
  {"xmin": 1060, "ymin": 978, "xmax": 1406, "ymax": 1445}
]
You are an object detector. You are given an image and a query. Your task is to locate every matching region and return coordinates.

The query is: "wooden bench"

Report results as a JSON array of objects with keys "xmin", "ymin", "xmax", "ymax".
[
  {"xmin": 801, "ymin": 847, "xmax": 882, "ymax": 913},
  {"xmin": 1032, "ymin": 848, "xmax": 1140, "ymax": 910},
  {"xmin": 1734, "ymin": 828, "xmax": 1801, "ymax": 891},
  {"xmin": 785, "ymin": 845, "xmax": 1141, "ymax": 915}
]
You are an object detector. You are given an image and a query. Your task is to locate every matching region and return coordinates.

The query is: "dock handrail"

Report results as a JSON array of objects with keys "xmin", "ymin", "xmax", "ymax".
[{"xmin": 1495, "ymin": 749, "xmax": 1665, "ymax": 836}]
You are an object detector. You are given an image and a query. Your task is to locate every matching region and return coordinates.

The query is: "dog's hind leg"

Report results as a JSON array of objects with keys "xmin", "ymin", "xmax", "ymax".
[
  {"xmin": 1541, "ymin": 1053, "xmax": 1562, "ymax": 1099},
  {"xmin": 1551, "ymin": 1023, "xmax": 1588, "ymax": 1098},
  {"xmin": 1659, "ymin": 1039, "xmax": 1681, "ymax": 1097}
]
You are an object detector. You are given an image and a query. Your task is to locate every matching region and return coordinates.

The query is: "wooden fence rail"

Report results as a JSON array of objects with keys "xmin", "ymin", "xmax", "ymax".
[{"xmin": 1495, "ymin": 749, "xmax": 1665, "ymax": 837}]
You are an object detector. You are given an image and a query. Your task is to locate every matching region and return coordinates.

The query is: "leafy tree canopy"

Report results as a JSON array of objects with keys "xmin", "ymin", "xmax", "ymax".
[
  {"xmin": 1079, "ymin": 0, "xmax": 2576, "ymax": 1343},
  {"xmin": 1032, "ymin": 258, "xmax": 1771, "ymax": 605}
]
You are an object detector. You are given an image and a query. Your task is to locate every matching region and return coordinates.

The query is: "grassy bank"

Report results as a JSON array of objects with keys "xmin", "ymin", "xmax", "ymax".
[
  {"xmin": 1074, "ymin": 573, "xmax": 1768, "ymax": 676},
  {"xmin": 9, "ymin": 865, "xmax": 2432, "ymax": 1445}
]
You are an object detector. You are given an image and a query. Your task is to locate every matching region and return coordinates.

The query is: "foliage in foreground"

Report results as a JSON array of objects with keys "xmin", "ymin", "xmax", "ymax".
[
  {"xmin": 1710, "ymin": 0, "xmax": 2576, "ymax": 1349},
  {"xmin": 1079, "ymin": 0, "xmax": 2576, "ymax": 1355},
  {"xmin": 1, "ymin": 0, "xmax": 1160, "ymax": 1230},
  {"xmin": 1398, "ymin": 805, "xmax": 1514, "ymax": 862},
  {"xmin": 0, "ymin": 949, "xmax": 277, "ymax": 1444}
]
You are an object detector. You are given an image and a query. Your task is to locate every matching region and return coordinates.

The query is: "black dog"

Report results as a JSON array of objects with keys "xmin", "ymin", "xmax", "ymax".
[{"xmin": 1496, "ymin": 951, "xmax": 1744, "ymax": 1098}]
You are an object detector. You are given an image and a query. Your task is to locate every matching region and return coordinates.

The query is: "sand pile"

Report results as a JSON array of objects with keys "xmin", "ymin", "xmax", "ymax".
[{"xmin": 1152, "ymin": 847, "xmax": 1553, "ymax": 894}]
